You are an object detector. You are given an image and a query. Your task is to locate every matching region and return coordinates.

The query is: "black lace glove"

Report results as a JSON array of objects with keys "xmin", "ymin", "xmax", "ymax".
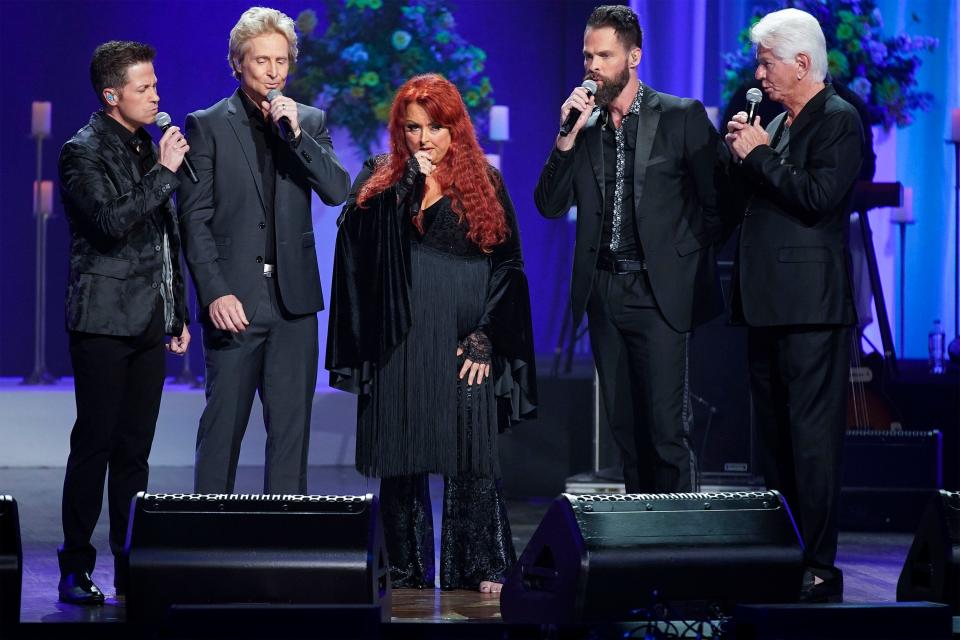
[
  {"xmin": 459, "ymin": 330, "xmax": 491, "ymax": 365},
  {"xmin": 395, "ymin": 155, "xmax": 424, "ymax": 203}
]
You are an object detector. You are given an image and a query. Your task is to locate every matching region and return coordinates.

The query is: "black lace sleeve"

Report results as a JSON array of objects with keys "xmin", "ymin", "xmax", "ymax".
[
  {"xmin": 475, "ymin": 167, "xmax": 537, "ymax": 424},
  {"xmin": 459, "ymin": 330, "xmax": 492, "ymax": 365},
  {"xmin": 395, "ymin": 156, "xmax": 425, "ymax": 216}
]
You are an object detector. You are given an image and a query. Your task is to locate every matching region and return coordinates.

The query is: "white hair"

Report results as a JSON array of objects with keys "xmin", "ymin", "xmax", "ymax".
[
  {"xmin": 750, "ymin": 8, "xmax": 828, "ymax": 82},
  {"xmin": 228, "ymin": 6, "xmax": 298, "ymax": 80}
]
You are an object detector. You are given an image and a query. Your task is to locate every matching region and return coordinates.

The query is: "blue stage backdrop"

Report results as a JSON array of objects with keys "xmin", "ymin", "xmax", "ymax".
[{"xmin": 0, "ymin": 0, "xmax": 956, "ymax": 379}]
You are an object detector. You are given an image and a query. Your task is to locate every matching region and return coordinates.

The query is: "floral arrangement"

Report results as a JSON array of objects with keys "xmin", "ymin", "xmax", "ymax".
[
  {"xmin": 288, "ymin": 0, "xmax": 494, "ymax": 154},
  {"xmin": 722, "ymin": 0, "xmax": 938, "ymax": 129}
]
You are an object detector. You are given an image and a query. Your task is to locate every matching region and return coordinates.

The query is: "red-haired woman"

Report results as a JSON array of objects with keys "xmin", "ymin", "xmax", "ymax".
[{"xmin": 327, "ymin": 74, "xmax": 537, "ymax": 593}]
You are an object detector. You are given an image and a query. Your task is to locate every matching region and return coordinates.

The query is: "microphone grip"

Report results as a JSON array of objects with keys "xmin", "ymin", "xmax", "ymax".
[
  {"xmin": 181, "ymin": 156, "xmax": 199, "ymax": 184},
  {"xmin": 277, "ymin": 117, "xmax": 297, "ymax": 146},
  {"xmin": 746, "ymin": 102, "xmax": 758, "ymax": 124},
  {"xmin": 559, "ymin": 108, "xmax": 584, "ymax": 138}
]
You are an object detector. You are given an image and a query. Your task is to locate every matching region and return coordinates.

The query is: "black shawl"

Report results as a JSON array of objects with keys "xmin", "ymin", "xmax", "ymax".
[{"xmin": 325, "ymin": 156, "xmax": 537, "ymax": 427}]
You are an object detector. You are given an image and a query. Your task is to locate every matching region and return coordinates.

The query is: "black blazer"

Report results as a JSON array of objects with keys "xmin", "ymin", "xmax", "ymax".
[
  {"xmin": 60, "ymin": 111, "xmax": 187, "ymax": 337},
  {"xmin": 178, "ymin": 90, "xmax": 351, "ymax": 317},
  {"xmin": 727, "ymin": 85, "xmax": 861, "ymax": 327},
  {"xmin": 535, "ymin": 84, "xmax": 723, "ymax": 333}
]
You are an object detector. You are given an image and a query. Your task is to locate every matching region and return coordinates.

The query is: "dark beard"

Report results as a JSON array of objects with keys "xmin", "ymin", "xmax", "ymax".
[{"xmin": 590, "ymin": 65, "xmax": 631, "ymax": 107}]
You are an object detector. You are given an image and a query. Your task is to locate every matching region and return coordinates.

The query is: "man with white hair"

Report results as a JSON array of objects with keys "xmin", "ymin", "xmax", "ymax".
[
  {"xmin": 179, "ymin": 7, "xmax": 350, "ymax": 494},
  {"xmin": 724, "ymin": 8, "xmax": 863, "ymax": 603}
]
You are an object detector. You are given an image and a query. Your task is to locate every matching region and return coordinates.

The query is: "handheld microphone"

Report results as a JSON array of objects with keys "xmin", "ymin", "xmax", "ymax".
[
  {"xmin": 745, "ymin": 87, "xmax": 763, "ymax": 125},
  {"xmin": 559, "ymin": 79, "xmax": 598, "ymax": 137},
  {"xmin": 266, "ymin": 89, "xmax": 297, "ymax": 145},
  {"xmin": 154, "ymin": 112, "xmax": 199, "ymax": 184}
]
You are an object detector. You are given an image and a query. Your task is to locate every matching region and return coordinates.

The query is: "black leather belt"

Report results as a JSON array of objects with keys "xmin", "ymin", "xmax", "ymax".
[{"xmin": 596, "ymin": 252, "xmax": 647, "ymax": 274}]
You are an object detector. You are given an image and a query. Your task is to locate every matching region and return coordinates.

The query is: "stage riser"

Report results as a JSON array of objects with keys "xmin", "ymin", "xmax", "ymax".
[{"xmin": 0, "ymin": 380, "xmax": 357, "ymax": 468}]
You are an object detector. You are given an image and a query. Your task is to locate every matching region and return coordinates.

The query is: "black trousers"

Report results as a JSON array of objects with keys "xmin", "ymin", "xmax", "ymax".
[
  {"xmin": 748, "ymin": 325, "xmax": 852, "ymax": 576},
  {"xmin": 60, "ymin": 302, "xmax": 165, "ymax": 584},
  {"xmin": 195, "ymin": 275, "xmax": 318, "ymax": 494},
  {"xmin": 379, "ymin": 474, "xmax": 515, "ymax": 590},
  {"xmin": 586, "ymin": 269, "xmax": 695, "ymax": 493}
]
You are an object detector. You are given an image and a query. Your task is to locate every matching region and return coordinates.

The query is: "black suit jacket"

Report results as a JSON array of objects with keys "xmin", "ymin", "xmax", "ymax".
[
  {"xmin": 178, "ymin": 90, "xmax": 350, "ymax": 317},
  {"xmin": 726, "ymin": 85, "xmax": 861, "ymax": 327},
  {"xmin": 60, "ymin": 111, "xmax": 187, "ymax": 337},
  {"xmin": 535, "ymin": 84, "xmax": 722, "ymax": 333}
]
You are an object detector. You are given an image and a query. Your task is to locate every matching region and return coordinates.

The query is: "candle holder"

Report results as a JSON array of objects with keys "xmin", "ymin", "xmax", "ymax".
[
  {"xmin": 22, "ymin": 102, "xmax": 57, "ymax": 385},
  {"xmin": 890, "ymin": 187, "xmax": 914, "ymax": 356},
  {"xmin": 171, "ymin": 256, "xmax": 202, "ymax": 387},
  {"xmin": 489, "ymin": 105, "xmax": 510, "ymax": 169}
]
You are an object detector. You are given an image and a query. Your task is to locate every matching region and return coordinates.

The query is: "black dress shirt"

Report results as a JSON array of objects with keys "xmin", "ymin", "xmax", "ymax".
[
  {"xmin": 599, "ymin": 87, "xmax": 645, "ymax": 261},
  {"xmin": 240, "ymin": 91, "xmax": 279, "ymax": 265},
  {"xmin": 102, "ymin": 114, "xmax": 155, "ymax": 178}
]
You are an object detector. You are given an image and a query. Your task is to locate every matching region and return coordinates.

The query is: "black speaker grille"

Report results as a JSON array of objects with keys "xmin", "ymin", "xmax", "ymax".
[
  {"xmin": 943, "ymin": 491, "xmax": 960, "ymax": 510},
  {"xmin": 846, "ymin": 429, "xmax": 941, "ymax": 438},
  {"xmin": 136, "ymin": 493, "xmax": 373, "ymax": 514},
  {"xmin": 142, "ymin": 493, "xmax": 367, "ymax": 503},
  {"xmin": 568, "ymin": 490, "xmax": 778, "ymax": 502}
]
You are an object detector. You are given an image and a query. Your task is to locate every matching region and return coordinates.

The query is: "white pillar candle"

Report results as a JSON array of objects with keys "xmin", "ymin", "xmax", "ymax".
[
  {"xmin": 489, "ymin": 105, "xmax": 509, "ymax": 141},
  {"xmin": 484, "ymin": 153, "xmax": 501, "ymax": 170},
  {"xmin": 34, "ymin": 180, "xmax": 54, "ymax": 215},
  {"xmin": 32, "ymin": 101, "xmax": 52, "ymax": 138},
  {"xmin": 890, "ymin": 186, "xmax": 914, "ymax": 224}
]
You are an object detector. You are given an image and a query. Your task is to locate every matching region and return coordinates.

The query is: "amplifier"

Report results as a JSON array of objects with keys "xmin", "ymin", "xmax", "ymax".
[{"xmin": 840, "ymin": 430, "xmax": 943, "ymax": 532}]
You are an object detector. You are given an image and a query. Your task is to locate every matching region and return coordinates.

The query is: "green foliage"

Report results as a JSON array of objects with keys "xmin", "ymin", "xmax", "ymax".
[{"xmin": 288, "ymin": 0, "xmax": 495, "ymax": 153}]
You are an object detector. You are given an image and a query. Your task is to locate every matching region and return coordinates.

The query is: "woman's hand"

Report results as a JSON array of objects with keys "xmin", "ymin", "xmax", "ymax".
[
  {"xmin": 413, "ymin": 150, "xmax": 436, "ymax": 177},
  {"xmin": 457, "ymin": 331, "xmax": 492, "ymax": 386},
  {"xmin": 457, "ymin": 347, "xmax": 490, "ymax": 385}
]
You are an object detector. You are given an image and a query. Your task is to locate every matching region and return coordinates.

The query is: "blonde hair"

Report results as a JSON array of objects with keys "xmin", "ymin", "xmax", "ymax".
[{"xmin": 228, "ymin": 7, "xmax": 298, "ymax": 80}]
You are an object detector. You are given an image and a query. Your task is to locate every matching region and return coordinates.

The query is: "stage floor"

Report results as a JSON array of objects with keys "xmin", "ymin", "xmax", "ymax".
[{"xmin": 1, "ymin": 465, "xmax": 913, "ymax": 625}]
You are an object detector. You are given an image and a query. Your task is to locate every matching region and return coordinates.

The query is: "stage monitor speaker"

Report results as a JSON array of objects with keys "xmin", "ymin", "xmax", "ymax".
[
  {"xmin": 125, "ymin": 493, "xmax": 390, "ymax": 625},
  {"xmin": 897, "ymin": 490, "xmax": 960, "ymax": 611},
  {"xmin": 501, "ymin": 491, "xmax": 803, "ymax": 624},
  {"xmin": 0, "ymin": 496, "xmax": 21, "ymax": 634}
]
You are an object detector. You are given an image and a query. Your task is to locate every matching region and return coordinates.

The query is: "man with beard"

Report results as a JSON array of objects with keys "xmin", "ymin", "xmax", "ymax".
[{"xmin": 535, "ymin": 4, "xmax": 722, "ymax": 493}]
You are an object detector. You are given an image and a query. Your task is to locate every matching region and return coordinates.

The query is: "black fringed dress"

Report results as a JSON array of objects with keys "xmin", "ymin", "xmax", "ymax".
[{"xmin": 326, "ymin": 156, "xmax": 537, "ymax": 589}]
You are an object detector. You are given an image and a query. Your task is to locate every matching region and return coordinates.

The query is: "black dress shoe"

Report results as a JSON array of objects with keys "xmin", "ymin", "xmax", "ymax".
[
  {"xmin": 58, "ymin": 571, "xmax": 105, "ymax": 605},
  {"xmin": 799, "ymin": 568, "xmax": 843, "ymax": 603}
]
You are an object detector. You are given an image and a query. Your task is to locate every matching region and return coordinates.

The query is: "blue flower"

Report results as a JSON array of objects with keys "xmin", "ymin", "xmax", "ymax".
[
  {"xmin": 850, "ymin": 76, "xmax": 871, "ymax": 100},
  {"xmin": 867, "ymin": 40, "xmax": 887, "ymax": 65},
  {"xmin": 391, "ymin": 30, "xmax": 411, "ymax": 51},
  {"xmin": 340, "ymin": 43, "xmax": 369, "ymax": 64}
]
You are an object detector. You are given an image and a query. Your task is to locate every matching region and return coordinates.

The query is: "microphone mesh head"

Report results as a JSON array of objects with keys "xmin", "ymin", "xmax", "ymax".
[
  {"xmin": 746, "ymin": 88, "xmax": 763, "ymax": 104},
  {"xmin": 581, "ymin": 79, "xmax": 598, "ymax": 95},
  {"xmin": 154, "ymin": 112, "xmax": 171, "ymax": 128},
  {"xmin": 266, "ymin": 89, "xmax": 282, "ymax": 102}
]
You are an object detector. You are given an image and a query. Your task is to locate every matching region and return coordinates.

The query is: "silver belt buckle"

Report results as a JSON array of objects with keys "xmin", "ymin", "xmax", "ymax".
[{"xmin": 263, "ymin": 263, "xmax": 276, "ymax": 278}]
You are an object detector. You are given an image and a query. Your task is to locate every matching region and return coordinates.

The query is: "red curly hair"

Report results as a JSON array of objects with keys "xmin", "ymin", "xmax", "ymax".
[{"xmin": 357, "ymin": 74, "xmax": 508, "ymax": 252}]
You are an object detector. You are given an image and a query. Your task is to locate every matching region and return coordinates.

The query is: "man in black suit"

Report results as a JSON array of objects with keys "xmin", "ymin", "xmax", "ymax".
[
  {"xmin": 179, "ymin": 7, "xmax": 350, "ymax": 494},
  {"xmin": 535, "ymin": 5, "xmax": 721, "ymax": 493},
  {"xmin": 58, "ymin": 40, "xmax": 191, "ymax": 604},
  {"xmin": 724, "ymin": 8, "xmax": 863, "ymax": 603}
]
